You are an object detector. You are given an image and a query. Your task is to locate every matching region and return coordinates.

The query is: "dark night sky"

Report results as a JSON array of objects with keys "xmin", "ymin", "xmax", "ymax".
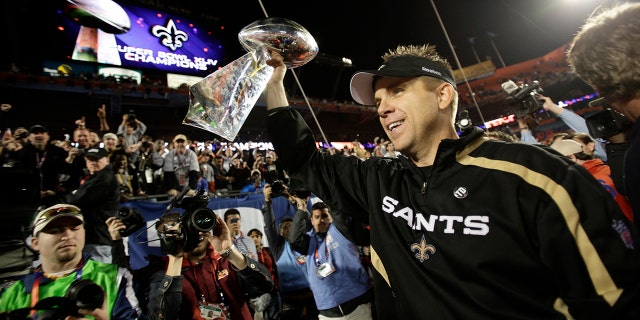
[
  {"xmin": 212, "ymin": 0, "xmax": 612, "ymax": 101},
  {"xmin": 2, "ymin": 0, "xmax": 621, "ymax": 104}
]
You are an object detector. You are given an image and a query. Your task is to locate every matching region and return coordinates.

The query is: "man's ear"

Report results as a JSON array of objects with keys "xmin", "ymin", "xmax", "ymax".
[
  {"xmin": 436, "ymin": 82, "xmax": 455, "ymax": 111},
  {"xmin": 31, "ymin": 236, "xmax": 40, "ymax": 252}
]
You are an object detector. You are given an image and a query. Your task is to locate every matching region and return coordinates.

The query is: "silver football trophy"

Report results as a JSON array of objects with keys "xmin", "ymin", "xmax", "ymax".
[{"xmin": 184, "ymin": 17, "xmax": 318, "ymax": 141}]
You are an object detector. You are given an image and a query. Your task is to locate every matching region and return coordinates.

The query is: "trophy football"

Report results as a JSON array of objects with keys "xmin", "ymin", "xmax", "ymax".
[{"xmin": 184, "ymin": 17, "xmax": 319, "ymax": 141}]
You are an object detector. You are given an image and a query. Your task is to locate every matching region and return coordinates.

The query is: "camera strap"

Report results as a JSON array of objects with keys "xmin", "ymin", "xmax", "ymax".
[{"xmin": 30, "ymin": 258, "xmax": 85, "ymax": 316}]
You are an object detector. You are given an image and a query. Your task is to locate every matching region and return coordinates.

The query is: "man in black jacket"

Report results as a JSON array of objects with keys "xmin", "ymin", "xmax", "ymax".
[
  {"xmin": 263, "ymin": 46, "xmax": 640, "ymax": 319},
  {"xmin": 4, "ymin": 124, "xmax": 72, "ymax": 206},
  {"xmin": 63, "ymin": 147, "xmax": 119, "ymax": 263}
]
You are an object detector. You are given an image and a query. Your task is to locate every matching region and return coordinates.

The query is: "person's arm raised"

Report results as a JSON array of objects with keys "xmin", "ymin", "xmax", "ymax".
[{"xmin": 265, "ymin": 51, "xmax": 289, "ymax": 111}]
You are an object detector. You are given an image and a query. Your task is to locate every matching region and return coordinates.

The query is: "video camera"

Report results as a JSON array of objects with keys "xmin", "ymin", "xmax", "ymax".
[
  {"xmin": 160, "ymin": 188, "xmax": 217, "ymax": 254},
  {"xmin": 0, "ymin": 279, "xmax": 104, "ymax": 320},
  {"xmin": 501, "ymin": 80, "xmax": 545, "ymax": 118},
  {"xmin": 585, "ymin": 97, "xmax": 632, "ymax": 139}
]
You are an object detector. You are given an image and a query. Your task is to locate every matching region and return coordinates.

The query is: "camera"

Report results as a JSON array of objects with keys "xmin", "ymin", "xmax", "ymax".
[
  {"xmin": 1, "ymin": 279, "xmax": 106, "ymax": 320},
  {"xmin": 161, "ymin": 189, "xmax": 217, "ymax": 253},
  {"xmin": 65, "ymin": 279, "xmax": 105, "ymax": 310},
  {"xmin": 117, "ymin": 206, "xmax": 145, "ymax": 237},
  {"xmin": 585, "ymin": 98, "xmax": 632, "ymax": 139},
  {"xmin": 127, "ymin": 112, "xmax": 137, "ymax": 121},
  {"xmin": 15, "ymin": 131, "xmax": 29, "ymax": 139},
  {"xmin": 270, "ymin": 180, "xmax": 288, "ymax": 198},
  {"xmin": 501, "ymin": 80, "xmax": 545, "ymax": 118}
]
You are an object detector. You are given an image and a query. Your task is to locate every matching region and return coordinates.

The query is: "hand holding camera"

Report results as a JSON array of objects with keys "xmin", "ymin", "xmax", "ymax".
[{"xmin": 7, "ymin": 279, "xmax": 109, "ymax": 320}]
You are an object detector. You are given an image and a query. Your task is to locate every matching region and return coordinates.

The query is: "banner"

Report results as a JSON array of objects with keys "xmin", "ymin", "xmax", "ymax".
[{"xmin": 123, "ymin": 194, "xmax": 304, "ymax": 270}]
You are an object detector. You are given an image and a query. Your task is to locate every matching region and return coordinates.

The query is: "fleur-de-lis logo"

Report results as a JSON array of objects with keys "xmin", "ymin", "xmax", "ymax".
[
  {"xmin": 151, "ymin": 19, "xmax": 188, "ymax": 51},
  {"xmin": 410, "ymin": 235, "xmax": 436, "ymax": 263}
]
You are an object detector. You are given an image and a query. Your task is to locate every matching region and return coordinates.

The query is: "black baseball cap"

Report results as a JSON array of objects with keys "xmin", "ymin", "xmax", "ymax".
[
  {"xmin": 85, "ymin": 148, "xmax": 108, "ymax": 160},
  {"xmin": 29, "ymin": 125, "xmax": 48, "ymax": 134},
  {"xmin": 350, "ymin": 55, "xmax": 456, "ymax": 105}
]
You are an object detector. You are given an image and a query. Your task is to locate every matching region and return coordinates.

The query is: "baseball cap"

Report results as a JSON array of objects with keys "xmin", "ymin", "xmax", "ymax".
[
  {"xmin": 173, "ymin": 134, "xmax": 188, "ymax": 142},
  {"xmin": 29, "ymin": 124, "xmax": 48, "ymax": 134},
  {"xmin": 32, "ymin": 204, "xmax": 84, "ymax": 236},
  {"xmin": 84, "ymin": 148, "xmax": 108, "ymax": 160},
  {"xmin": 350, "ymin": 55, "xmax": 456, "ymax": 105},
  {"xmin": 251, "ymin": 169, "xmax": 261, "ymax": 176},
  {"xmin": 103, "ymin": 132, "xmax": 118, "ymax": 140},
  {"xmin": 550, "ymin": 139, "xmax": 583, "ymax": 156}
]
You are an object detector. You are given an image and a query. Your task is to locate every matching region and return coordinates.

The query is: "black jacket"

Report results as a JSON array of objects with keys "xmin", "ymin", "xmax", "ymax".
[
  {"xmin": 268, "ymin": 106, "xmax": 640, "ymax": 320},
  {"xmin": 63, "ymin": 164, "xmax": 120, "ymax": 245}
]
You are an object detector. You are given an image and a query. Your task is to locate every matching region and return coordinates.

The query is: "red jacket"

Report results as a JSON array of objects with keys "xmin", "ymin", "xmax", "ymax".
[{"xmin": 582, "ymin": 159, "xmax": 634, "ymax": 223}]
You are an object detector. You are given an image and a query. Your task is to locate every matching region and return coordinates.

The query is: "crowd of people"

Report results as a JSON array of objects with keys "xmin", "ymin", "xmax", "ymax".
[{"xmin": 0, "ymin": 2, "xmax": 639, "ymax": 319}]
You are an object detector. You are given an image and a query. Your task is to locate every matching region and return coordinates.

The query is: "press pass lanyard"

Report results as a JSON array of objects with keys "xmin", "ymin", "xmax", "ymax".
[
  {"xmin": 30, "ymin": 259, "xmax": 85, "ymax": 316},
  {"xmin": 189, "ymin": 260, "xmax": 227, "ymax": 306},
  {"xmin": 314, "ymin": 236, "xmax": 331, "ymax": 267}
]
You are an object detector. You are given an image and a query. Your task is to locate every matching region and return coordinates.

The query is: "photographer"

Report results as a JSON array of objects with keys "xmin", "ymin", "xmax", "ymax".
[
  {"xmin": 537, "ymin": 94, "xmax": 607, "ymax": 161},
  {"xmin": 117, "ymin": 113, "xmax": 147, "ymax": 149},
  {"xmin": 0, "ymin": 204, "xmax": 141, "ymax": 319},
  {"xmin": 288, "ymin": 201, "xmax": 373, "ymax": 319},
  {"xmin": 261, "ymin": 184, "xmax": 318, "ymax": 320},
  {"xmin": 146, "ymin": 211, "xmax": 274, "ymax": 320},
  {"xmin": 240, "ymin": 169, "xmax": 268, "ymax": 193},
  {"xmin": 153, "ymin": 134, "xmax": 200, "ymax": 197},
  {"xmin": 566, "ymin": 2, "xmax": 640, "ymax": 227}
]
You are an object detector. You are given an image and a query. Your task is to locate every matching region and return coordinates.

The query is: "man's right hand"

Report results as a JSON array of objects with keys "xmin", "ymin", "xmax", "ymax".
[{"xmin": 265, "ymin": 51, "xmax": 289, "ymax": 110}]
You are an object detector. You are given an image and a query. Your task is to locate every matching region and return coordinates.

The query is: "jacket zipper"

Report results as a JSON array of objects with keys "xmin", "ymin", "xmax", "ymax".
[{"xmin": 421, "ymin": 181, "xmax": 428, "ymax": 196}]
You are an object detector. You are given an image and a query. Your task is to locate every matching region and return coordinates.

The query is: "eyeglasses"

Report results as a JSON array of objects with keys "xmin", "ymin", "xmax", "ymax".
[
  {"xmin": 33, "ymin": 206, "xmax": 82, "ymax": 231},
  {"xmin": 229, "ymin": 218, "xmax": 240, "ymax": 224}
]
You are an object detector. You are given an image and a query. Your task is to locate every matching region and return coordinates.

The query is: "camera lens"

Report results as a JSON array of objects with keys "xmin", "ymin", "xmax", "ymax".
[
  {"xmin": 118, "ymin": 207, "xmax": 131, "ymax": 219},
  {"xmin": 117, "ymin": 206, "xmax": 145, "ymax": 236},
  {"xmin": 65, "ymin": 279, "xmax": 104, "ymax": 310},
  {"xmin": 189, "ymin": 208, "xmax": 216, "ymax": 232}
]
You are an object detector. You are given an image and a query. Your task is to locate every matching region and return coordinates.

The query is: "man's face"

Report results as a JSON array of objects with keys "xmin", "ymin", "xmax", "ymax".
[
  {"xmin": 225, "ymin": 214, "xmax": 241, "ymax": 235},
  {"xmin": 89, "ymin": 132, "xmax": 100, "ymax": 146},
  {"xmin": 311, "ymin": 208, "xmax": 332, "ymax": 233},
  {"xmin": 74, "ymin": 129, "xmax": 90, "ymax": 148},
  {"xmin": 114, "ymin": 155, "xmax": 128, "ymax": 169},
  {"xmin": 31, "ymin": 218, "xmax": 85, "ymax": 265},
  {"xmin": 173, "ymin": 139, "xmax": 187, "ymax": 153},
  {"xmin": 103, "ymin": 137, "xmax": 118, "ymax": 151},
  {"xmin": 607, "ymin": 98, "xmax": 639, "ymax": 123},
  {"xmin": 280, "ymin": 220, "xmax": 292, "ymax": 239},
  {"xmin": 200, "ymin": 154, "xmax": 210, "ymax": 164},
  {"xmin": 29, "ymin": 131, "xmax": 50, "ymax": 149},
  {"xmin": 375, "ymin": 76, "xmax": 447, "ymax": 156},
  {"xmin": 85, "ymin": 156, "xmax": 109, "ymax": 174}
]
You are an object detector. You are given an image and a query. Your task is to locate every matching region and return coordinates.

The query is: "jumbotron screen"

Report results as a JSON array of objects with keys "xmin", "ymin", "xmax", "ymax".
[{"xmin": 54, "ymin": 0, "xmax": 225, "ymax": 75}]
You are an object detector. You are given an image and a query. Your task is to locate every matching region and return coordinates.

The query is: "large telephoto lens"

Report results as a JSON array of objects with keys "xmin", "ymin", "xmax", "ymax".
[{"xmin": 188, "ymin": 208, "xmax": 216, "ymax": 232}]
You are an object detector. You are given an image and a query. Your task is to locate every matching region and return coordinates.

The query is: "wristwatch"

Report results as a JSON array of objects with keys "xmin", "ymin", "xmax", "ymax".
[{"xmin": 220, "ymin": 244, "xmax": 236, "ymax": 258}]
